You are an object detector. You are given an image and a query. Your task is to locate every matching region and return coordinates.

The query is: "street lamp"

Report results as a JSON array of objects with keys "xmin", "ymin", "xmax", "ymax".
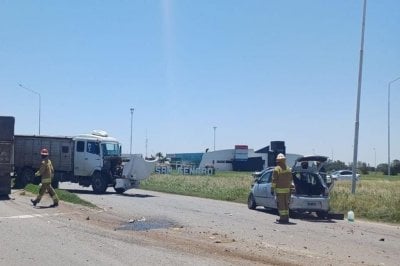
[
  {"xmin": 213, "ymin": 126, "xmax": 217, "ymax": 151},
  {"xmin": 130, "ymin": 108, "xmax": 134, "ymax": 155},
  {"xmin": 18, "ymin": 84, "xmax": 41, "ymax": 135},
  {"xmin": 388, "ymin": 76, "xmax": 400, "ymax": 176},
  {"xmin": 373, "ymin": 147, "xmax": 376, "ymax": 170}
]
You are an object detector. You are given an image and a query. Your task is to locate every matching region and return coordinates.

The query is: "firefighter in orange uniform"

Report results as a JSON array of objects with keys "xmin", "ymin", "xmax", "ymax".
[
  {"xmin": 271, "ymin": 153, "xmax": 293, "ymax": 223},
  {"xmin": 30, "ymin": 148, "xmax": 59, "ymax": 207}
]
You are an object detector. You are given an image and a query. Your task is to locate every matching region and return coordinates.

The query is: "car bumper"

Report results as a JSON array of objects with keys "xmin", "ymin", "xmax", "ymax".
[{"xmin": 289, "ymin": 195, "xmax": 330, "ymax": 212}]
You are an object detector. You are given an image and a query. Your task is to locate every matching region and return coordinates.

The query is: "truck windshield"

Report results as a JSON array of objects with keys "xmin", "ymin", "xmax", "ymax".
[{"xmin": 101, "ymin": 142, "xmax": 120, "ymax": 156}]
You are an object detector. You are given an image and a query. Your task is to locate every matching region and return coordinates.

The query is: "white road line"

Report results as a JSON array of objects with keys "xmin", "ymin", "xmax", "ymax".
[{"xmin": 0, "ymin": 212, "xmax": 73, "ymax": 220}]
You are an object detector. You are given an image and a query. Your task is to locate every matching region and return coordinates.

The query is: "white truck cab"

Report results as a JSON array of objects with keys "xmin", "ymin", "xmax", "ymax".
[{"xmin": 73, "ymin": 130, "xmax": 121, "ymax": 177}]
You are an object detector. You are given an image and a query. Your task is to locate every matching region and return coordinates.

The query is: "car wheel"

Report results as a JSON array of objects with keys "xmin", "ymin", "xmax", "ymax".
[{"xmin": 247, "ymin": 193, "xmax": 257, "ymax": 210}]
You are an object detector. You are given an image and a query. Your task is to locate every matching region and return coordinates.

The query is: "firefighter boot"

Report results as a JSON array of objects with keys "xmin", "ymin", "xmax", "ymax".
[{"xmin": 30, "ymin": 199, "xmax": 38, "ymax": 206}]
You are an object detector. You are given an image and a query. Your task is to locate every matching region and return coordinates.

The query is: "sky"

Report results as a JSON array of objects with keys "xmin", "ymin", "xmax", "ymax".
[{"xmin": 1, "ymin": 0, "xmax": 399, "ymax": 166}]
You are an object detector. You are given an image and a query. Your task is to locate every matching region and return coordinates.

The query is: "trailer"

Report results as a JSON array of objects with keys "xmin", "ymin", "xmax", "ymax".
[
  {"xmin": 0, "ymin": 116, "xmax": 14, "ymax": 196},
  {"xmin": 13, "ymin": 130, "xmax": 156, "ymax": 194}
]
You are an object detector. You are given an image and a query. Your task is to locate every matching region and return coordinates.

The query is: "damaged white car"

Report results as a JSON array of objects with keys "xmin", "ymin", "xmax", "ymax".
[{"xmin": 248, "ymin": 155, "xmax": 334, "ymax": 218}]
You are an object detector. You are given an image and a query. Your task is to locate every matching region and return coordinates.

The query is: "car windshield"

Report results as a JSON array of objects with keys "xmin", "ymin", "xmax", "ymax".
[{"xmin": 101, "ymin": 142, "xmax": 120, "ymax": 156}]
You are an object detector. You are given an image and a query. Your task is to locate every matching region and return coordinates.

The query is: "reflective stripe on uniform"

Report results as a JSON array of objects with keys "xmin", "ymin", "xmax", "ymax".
[
  {"xmin": 271, "ymin": 183, "xmax": 276, "ymax": 188},
  {"xmin": 42, "ymin": 178, "xmax": 51, "ymax": 183},
  {"xmin": 279, "ymin": 210, "xmax": 289, "ymax": 216},
  {"xmin": 275, "ymin": 188, "xmax": 290, "ymax": 193}
]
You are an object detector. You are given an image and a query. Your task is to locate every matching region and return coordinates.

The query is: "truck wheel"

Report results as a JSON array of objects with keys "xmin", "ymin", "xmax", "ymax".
[
  {"xmin": 15, "ymin": 168, "xmax": 35, "ymax": 188},
  {"xmin": 92, "ymin": 171, "xmax": 107, "ymax": 194},
  {"xmin": 114, "ymin": 187, "xmax": 125, "ymax": 194},
  {"xmin": 248, "ymin": 193, "xmax": 257, "ymax": 210},
  {"xmin": 51, "ymin": 177, "xmax": 59, "ymax": 189}
]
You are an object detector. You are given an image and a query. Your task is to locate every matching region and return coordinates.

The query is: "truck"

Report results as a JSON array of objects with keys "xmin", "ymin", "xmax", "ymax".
[
  {"xmin": 0, "ymin": 116, "xmax": 14, "ymax": 196},
  {"xmin": 13, "ymin": 130, "xmax": 156, "ymax": 194}
]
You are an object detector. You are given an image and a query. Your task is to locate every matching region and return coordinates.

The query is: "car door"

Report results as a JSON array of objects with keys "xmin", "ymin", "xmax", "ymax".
[
  {"xmin": 264, "ymin": 171, "xmax": 277, "ymax": 208},
  {"xmin": 253, "ymin": 171, "xmax": 270, "ymax": 206}
]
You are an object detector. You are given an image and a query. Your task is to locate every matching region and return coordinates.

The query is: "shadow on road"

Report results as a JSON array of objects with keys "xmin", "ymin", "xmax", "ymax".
[
  {"xmin": 64, "ymin": 189, "xmax": 115, "ymax": 195},
  {"xmin": 64, "ymin": 189, "xmax": 156, "ymax": 198},
  {"xmin": 255, "ymin": 207, "xmax": 338, "ymax": 223},
  {"xmin": 35, "ymin": 205, "xmax": 56, "ymax": 209},
  {"xmin": 116, "ymin": 193, "xmax": 156, "ymax": 198}
]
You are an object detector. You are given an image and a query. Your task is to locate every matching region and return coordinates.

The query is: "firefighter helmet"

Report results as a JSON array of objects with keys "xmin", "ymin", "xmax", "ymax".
[
  {"xmin": 40, "ymin": 148, "xmax": 49, "ymax": 156},
  {"xmin": 276, "ymin": 153, "xmax": 286, "ymax": 160}
]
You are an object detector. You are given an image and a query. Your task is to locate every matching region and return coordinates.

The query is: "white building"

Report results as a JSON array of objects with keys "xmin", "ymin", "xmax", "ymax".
[{"xmin": 199, "ymin": 147, "xmax": 301, "ymax": 171}]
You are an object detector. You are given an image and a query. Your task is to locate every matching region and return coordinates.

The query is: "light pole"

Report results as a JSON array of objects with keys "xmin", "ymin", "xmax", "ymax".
[
  {"xmin": 351, "ymin": 0, "xmax": 367, "ymax": 194},
  {"xmin": 130, "ymin": 108, "xmax": 134, "ymax": 155},
  {"xmin": 388, "ymin": 76, "xmax": 400, "ymax": 176},
  {"xmin": 373, "ymin": 147, "xmax": 376, "ymax": 170},
  {"xmin": 18, "ymin": 84, "xmax": 41, "ymax": 135},
  {"xmin": 213, "ymin": 126, "xmax": 217, "ymax": 151}
]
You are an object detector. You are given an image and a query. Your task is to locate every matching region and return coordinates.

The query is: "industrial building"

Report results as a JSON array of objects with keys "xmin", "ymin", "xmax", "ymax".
[{"xmin": 167, "ymin": 141, "xmax": 302, "ymax": 172}]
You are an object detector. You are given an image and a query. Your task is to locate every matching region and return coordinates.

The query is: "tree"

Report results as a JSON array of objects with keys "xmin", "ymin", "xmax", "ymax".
[
  {"xmin": 391, "ymin": 159, "xmax": 400, "ymax": 175},
  {"xmin": 377, "ymin": 163, "xmax": 388, "ymax": 175},
  {"xmin": 325, "ymin": 160, "xmax": 348, "ymax": 172},
  {"xmin": 155, "ymin": 152, "xmax": 168, "ymax": 164},
  {"xmin": 359, "ymin": 162, "xmax": 369, "ymax": 175}
]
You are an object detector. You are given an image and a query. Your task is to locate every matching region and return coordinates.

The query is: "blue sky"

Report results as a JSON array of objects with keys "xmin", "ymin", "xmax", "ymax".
[{"xmin": 1, "ymin": 1, "xmax": 399, "ymax": 166}]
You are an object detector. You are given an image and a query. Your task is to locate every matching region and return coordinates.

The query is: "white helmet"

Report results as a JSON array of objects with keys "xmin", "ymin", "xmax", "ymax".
[{"xmin": 276, "ymin": 153, "xmax": 286, "ymax": 160}]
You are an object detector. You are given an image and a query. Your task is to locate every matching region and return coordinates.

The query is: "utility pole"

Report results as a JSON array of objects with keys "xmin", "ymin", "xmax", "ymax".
[
  {"xmin": 388, "ymin": 77, "xmax": 400, "ymax": 176},
  {"xmin": 351, "ymin": 0, "xmax": 367, "ymax": 194},
  {"xmin": 130, "ymin": 108, "xmax": 134, "ymax": 155},
  {"xmin": 145, "ymin": 130, "xmax": 148, "ymax": 158},
  {"xmin": 213, "ymin": 126, "xmax": 217, "ymax": 151}
]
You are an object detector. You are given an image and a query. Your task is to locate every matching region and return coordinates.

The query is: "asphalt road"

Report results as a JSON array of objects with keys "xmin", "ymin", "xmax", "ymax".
[{"xmin": 1, "ymin": 184, "xmax": 399, "ymax": 265}]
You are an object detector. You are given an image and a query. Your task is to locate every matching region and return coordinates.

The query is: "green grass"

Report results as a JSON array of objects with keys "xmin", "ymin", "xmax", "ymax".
[
  {"xmin": 24, "ymin": 184, "xmax": 96, "ymax": 208},
  {"xmin": 141, "ymin": 171, "xmax": 400, "ymax": 224},
  {"xmin": 140, "ymin": 171, "xmax": 252, "ymax": 203},
  {"xmin": 330, "ymin": 178, "xmax": 400, "ymax": 223}
]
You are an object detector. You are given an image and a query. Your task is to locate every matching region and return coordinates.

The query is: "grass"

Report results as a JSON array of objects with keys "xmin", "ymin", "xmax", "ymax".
[
  {"xmin": 140, "ymin": 171, "xmax": 400, "ymax": 224},
  {"xmin": 140, "ymin": 171, "xmax": 252, "ymax": 203},
  {"xmin": 24, "ymin": 184, "xmax": 96, "ymax": 208},
  {"xmin": 330, "ymin": 178, "xmax": 400, "ymax": 223}
]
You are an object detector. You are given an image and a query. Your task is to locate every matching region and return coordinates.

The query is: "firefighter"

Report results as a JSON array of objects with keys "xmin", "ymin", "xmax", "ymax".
[
  {"xmin": 30, "ymin": 148, "xmax": 59, "ymax": 207},
  {"xmin": 271, "ymin": 153, "xmax": 293, "ymax": 224}
]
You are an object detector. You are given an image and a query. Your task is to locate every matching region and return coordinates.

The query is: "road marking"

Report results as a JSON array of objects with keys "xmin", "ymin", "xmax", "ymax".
[{"xmin": 0, "ymin": 212, "xmax": 73, "ymax": 220}]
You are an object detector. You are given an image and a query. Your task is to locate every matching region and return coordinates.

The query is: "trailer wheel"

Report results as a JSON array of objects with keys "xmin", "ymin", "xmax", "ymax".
[{"xmin": 92, "ymin": 171, "xmax": 107, "ymax": 194}]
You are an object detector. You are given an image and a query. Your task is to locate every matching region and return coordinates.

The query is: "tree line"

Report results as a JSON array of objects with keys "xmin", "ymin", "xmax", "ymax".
[{"xmin": 326, "ymin": 159, "xmax": 400, "ymax": 175}]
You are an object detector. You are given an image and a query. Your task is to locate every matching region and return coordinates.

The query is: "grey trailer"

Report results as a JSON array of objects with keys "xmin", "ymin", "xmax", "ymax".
[{"xmin": 14, "ymin": 135, "xmax": 74, "ymax": 188}]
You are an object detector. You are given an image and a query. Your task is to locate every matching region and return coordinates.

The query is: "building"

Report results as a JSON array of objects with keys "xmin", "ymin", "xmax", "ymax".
[{"xmin": 167, "ymin": 141, "xmax": 302, "ymax": 172}]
